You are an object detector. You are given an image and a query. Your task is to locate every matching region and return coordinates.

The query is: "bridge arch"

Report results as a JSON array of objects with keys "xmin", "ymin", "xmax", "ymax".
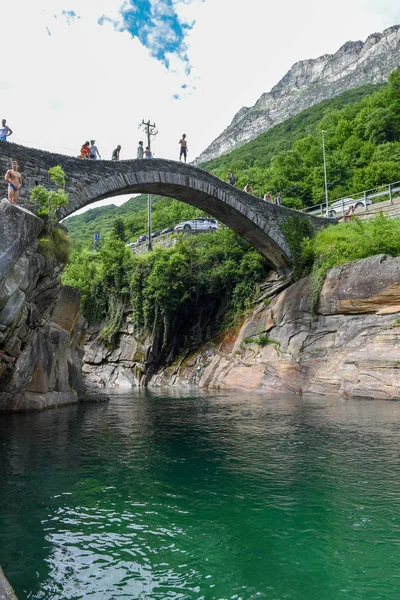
[{"xmin": 0, "ymin": 143, "xmax": 332, "ymax": 270}]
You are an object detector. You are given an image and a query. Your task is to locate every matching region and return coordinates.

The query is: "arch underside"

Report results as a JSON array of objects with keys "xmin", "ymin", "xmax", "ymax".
[{"xmin": 62, "ymin": 175, "xmax": 292, "ymax": 270}]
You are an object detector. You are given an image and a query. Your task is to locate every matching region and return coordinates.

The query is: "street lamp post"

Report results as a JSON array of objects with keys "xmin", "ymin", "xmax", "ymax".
[
  {"xmin": 321, "ymin": 130, "xmax": 329, "ymax": 216},
  {"xmin": 140, "ymin": 119, "xmax": 158, "ymax": 251}
]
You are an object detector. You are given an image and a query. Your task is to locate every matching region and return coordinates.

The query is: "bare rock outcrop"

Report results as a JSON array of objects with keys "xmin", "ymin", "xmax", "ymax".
[
  {"xmin": 150, "ymin": 255, "xmax": 400, "ymax": 399},
  {"xmin": 195, "ymin": 25, "xmax": 400, "ymax": 163}
]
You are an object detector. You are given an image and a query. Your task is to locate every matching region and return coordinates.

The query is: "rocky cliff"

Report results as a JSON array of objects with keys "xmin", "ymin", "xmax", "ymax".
[
  {"xmin": 83, "ymin": 255, "xmax": 400, "ymax": 400},
  {"xmin": 195, "ymin": 25, "xmax": 400, "ymax": 164},
  {"xmin": 0, "ymin": 200, "xmax": 107, "ymax": 411}
]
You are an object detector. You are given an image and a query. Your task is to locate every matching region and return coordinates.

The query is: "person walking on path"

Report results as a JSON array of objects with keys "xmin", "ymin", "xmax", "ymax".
[
  {"xmin": 112, "ymin": 145, "xmax": 121, "ymax": 160},
  {"xmin": 80, "ymin": 141, "xmax": 90, "ymax": 159},
  {"xmin": 89, "ymin": 140, "xmax": 101, "ymax": 159},
  {"xmin": 179, "ymin": 134, "xmax": 188, "ymax": 162},
  {"xmin": 137, "ymin": 141, "xmax": 144, "ymax": 159},
  {"xmin": 243, "ymin": 183, "xmax": 254, "ymax": 194},
  {"xmin": 0, "ymin": 119, "xmax": 13, "ymax": 141},
  {"xmin": 263, "ymin": 191, "xmax": 272, "ymax": 202},
  {"xmin": 5, "ymin": 161, "xmax": 22, "ymax": 204},
  {"xmin": 144, "ymin": 146, "xmax": 153, "ymax": 159}
]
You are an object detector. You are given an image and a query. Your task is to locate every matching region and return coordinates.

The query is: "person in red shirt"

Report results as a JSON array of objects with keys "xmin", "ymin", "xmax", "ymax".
[{"xmin": 80, "ymin": 141, "xmax": 90, "ymax": 159}]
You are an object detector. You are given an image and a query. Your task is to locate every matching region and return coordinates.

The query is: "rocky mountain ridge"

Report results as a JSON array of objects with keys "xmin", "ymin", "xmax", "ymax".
[{"xmin": 195, "ymin": 25, "xmax": 400, "ymax": 164}]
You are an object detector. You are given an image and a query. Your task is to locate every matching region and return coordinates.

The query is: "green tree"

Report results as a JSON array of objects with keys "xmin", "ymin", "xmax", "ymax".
[
  {"xmin": 30, "ymin": 165, "xmax": 69, "ymax": 230},
  {"xmin": 112, "ymin": 218, "xmax": 126, "ymax": 241}
]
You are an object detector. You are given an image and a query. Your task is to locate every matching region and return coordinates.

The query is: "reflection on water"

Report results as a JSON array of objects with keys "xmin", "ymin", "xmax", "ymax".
[{"xmin": 1, "ymin": 390, "xmax": 400, "ymax": 599}]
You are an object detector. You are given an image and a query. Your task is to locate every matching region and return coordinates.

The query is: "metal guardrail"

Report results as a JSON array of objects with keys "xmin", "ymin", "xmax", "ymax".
[{"xmin": 302, "ymin": 180, "xmax": 400, "ymax": 217}]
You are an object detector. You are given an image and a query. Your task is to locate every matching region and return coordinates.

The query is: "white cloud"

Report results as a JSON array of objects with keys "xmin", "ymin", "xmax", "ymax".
[{"xmin": 1, "ymin": 0, "xmax": 398, "ymax": 214}]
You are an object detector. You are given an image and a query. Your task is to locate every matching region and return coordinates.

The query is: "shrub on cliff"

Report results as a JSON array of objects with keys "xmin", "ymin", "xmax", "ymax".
[
  {"xmin": 30, "ymin": 166, "xmax": 69, "ymax": 229},
  {"xmin": 38, "ymin": 227, "xmax": 71, "ymax": 265}
]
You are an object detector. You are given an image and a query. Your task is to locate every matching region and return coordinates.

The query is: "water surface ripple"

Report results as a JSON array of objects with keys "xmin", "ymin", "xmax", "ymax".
[{"xmin": 1, "ymin": 391, "xmax": 400, "ymax": 599}]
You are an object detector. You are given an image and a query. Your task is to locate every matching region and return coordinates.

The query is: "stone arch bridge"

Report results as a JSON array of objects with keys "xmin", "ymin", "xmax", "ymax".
[{"xmin": 0, "ymin": 142, "xmax": 334, "ymax": 270}]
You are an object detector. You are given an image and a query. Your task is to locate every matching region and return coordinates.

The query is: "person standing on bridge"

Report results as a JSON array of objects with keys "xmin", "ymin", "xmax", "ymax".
[
  {"xmin": 227, "ymin": 171, "xmax": 237, "ymax": 187},
  {"xmin": 137, "ymin": 141, "xmax": 144, "ymax": 159},
  {"xmin": 89, "ymin": 140, "xmax": 101, "ymax": 159},
  {"xmin": 4, "ymin": 160, "xmax": 22, "ymax": 204},
  {"xmin": 112, "ymin": 145, "xmax": 121, "ymax": 160},
  {"xmin": 263, "ymin": 191, "xmax": 272, "ymax": 202},
  {"xmin": 80, "ymin": 141, "xmax": 90, "ymax": 159},
  {"xmin": 144, "ymin": 146, "xmax": 153, "ymax": 159},
  {"xmin": 243, "ymin": 183, "xmax": 254, "ymax": 195},
  {"xmin": 179, "ymin": 134, "xmax": 188, "ymax": 163},
  {"xmin": 274, "ymin": 191, "xmax": 283, "ymax": 206},
  {"xmin": 0, "ymin": 119, "xmax": 13, "ymax": 141}
]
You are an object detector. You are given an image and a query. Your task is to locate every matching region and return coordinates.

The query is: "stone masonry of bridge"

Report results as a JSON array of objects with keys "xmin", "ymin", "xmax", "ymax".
[{"xmin": 0, "ymin": 142, "xmax": 335, "ymax": 269}]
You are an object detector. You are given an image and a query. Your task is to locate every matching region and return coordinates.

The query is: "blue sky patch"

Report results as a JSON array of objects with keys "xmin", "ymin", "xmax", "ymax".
[
  {"xmin": 61, "ymin": 10, "xmax": 79, "ymax": 25},
  {"xmin": 100, "ymin": 0, "xmax": 199, "ymax": 69}
]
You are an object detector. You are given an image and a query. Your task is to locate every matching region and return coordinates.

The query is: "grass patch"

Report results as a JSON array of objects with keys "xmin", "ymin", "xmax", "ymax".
[
  {"xmin": 243, "ymin": 334, "xmax": 279, "ymax": 348},
  {"xmin": 38, "ymin": 227, "xmax": 72, "ymax": 264}
]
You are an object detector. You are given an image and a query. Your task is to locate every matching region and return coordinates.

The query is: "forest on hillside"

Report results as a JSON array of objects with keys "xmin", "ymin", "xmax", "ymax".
[{"xmin": 204, "ymin": 69, "xmax": 400, "ymax": 207}]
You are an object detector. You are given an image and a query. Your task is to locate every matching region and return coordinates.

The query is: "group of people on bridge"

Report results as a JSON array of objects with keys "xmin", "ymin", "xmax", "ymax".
[
  {"xmin": 226, "ymin": 171, "xmax": 283, "ymax": 205},
  {"xmin": 78, "ymin": 134, "xmax": 188, "ymax": 163}
]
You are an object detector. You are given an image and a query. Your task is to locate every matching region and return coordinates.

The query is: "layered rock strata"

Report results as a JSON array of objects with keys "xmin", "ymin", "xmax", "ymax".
[
  {"xmin": 84, "ymin": 255, "xmax": 400, "ymax": 400},
  {"xmin": 195, "ymin": 25, "xmax": 400, "ymax": 163},
  {"xmin": 0, "ymin": 200, "xmax": 107, "ymax": 411}
]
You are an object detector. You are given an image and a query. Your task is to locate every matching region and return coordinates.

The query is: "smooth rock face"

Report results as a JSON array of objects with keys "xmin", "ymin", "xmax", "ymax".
[
  {"xmin": 0, "ymin": 202, "xmax": 108, "ymax": 411},
  {"xmin": 84, "ymin": 255, "xmax": 400, "ymax": 400},
  {"xmin": 0, "ymin": 199, "xmax": 43, "ymax": 282},
  {"xmin": 195, "ymin": 25, "xmax": 400, "ymax": 163}
]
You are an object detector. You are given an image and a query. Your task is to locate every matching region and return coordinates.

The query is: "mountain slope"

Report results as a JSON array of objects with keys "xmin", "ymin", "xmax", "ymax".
[{"xmin": 195, "ymin": 25, "xmax": 400, "ymax": 164}]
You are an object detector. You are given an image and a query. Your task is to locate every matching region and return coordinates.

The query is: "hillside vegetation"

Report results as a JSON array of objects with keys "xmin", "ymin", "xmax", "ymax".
[
  {"xmin": 204, "ymin": 70, "xmax": 400, "ymax": 208},
  {"xmin": 63, "ymin": 229, "xmax": 269, "ymax": 356}
]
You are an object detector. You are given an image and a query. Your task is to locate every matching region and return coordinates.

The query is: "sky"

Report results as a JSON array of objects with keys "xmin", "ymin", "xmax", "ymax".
[{"xmin": 1, "ymin": 0, "xmax": 400, "ymax": 212}]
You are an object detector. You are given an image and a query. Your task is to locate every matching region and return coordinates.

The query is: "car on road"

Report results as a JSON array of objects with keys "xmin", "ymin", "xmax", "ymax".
[
  {"xmin": 151, "ymin": 230, "xmax": 162, "ymax": 239},
  {"xmin": 327, "ymin": 197, "xmax": 372, "ymax": 218},
  {"xmin": 137, "ymin": 234, "xmax": 148, "ymax": 243},
  {"xmin": 161, "ymin": 226, "xmax": 175, "ymax": 235},
  {"xmin": 174, "ymin": 217, "xmax": 218, "ymax": 231}
]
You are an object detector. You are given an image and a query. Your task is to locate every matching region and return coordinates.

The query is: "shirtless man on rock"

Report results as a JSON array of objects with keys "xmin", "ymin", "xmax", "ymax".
[{"xmin": 5, "ymin": 161, "xmax": 22, "ymax": 203}]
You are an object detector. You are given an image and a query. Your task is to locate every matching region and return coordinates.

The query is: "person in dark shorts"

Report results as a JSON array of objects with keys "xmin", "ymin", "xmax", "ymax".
[
  {"xmin": 179, "ymin": 134, "xmax": 188, "ymax": 162},
  {"xmin": 89, "ymin": 140, "xmax": 101, "ymax": 159},
  {"xmin": 112, "ymin": 145, "xmax": 121, "ymax": 160}
]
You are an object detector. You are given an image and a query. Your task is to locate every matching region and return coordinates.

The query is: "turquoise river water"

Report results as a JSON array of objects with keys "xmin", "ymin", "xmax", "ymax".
[{"xmin": 0, "ymin": 390, "xmax": 400, "ymax": 600}]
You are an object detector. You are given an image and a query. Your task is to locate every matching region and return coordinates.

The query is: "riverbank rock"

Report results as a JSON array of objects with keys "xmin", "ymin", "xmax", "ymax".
[
  {"xmin": 83, "ymin": 254, "xmax": 400, "ymax": 400},
  {"xmin": 0, "ymin": 200, "xmax": 109, "ymax": 411},
  {"xmin": 0, "ymin": 566, "xmax": 18, "ymax": 600}
]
